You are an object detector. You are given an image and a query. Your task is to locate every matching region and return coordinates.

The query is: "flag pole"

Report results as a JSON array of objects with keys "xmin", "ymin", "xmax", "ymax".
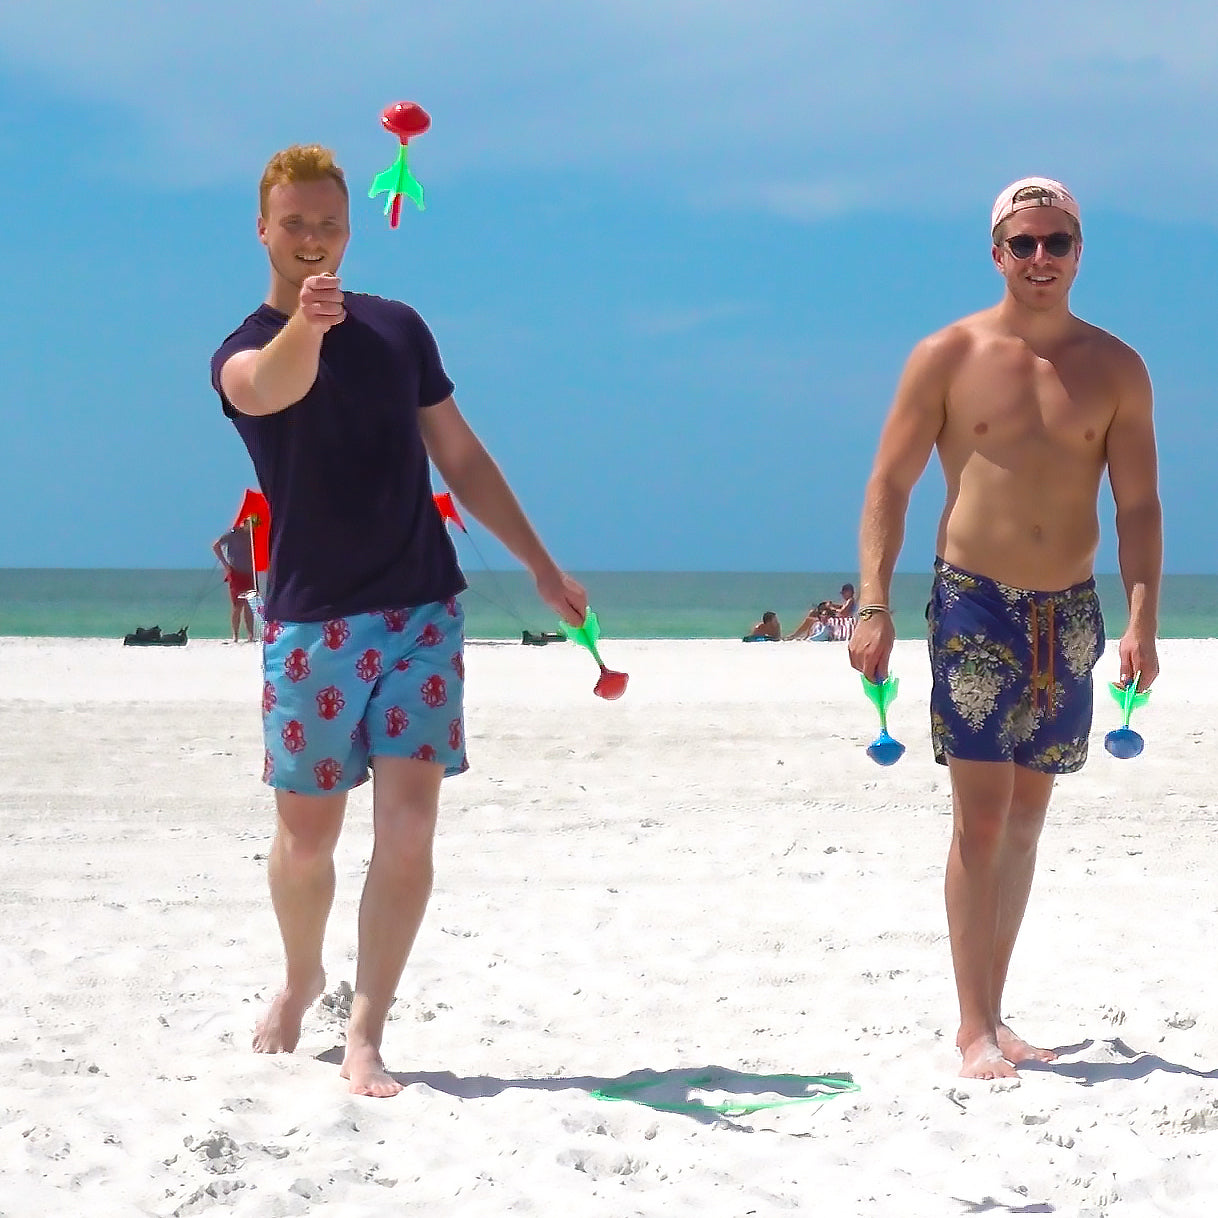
[{"xmin": 246, "ymin": 518, "xmax": 258, "ymax": 595}]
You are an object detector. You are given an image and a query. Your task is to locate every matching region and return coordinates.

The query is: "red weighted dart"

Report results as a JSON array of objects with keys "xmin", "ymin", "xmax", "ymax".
[
  {"xmin": 563, "ymin": 609, "xmax": 629, "ymax": 700},
  {"xmin": 593, "ymin": 665, "xmax": 629, "ymax": 701},
  {"xmin": 369, "ymin": 101, "xmax": 431, "ymax": 227}
]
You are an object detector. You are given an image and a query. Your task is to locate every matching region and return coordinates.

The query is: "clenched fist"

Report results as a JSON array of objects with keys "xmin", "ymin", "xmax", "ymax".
[{"xmin": 299, "ymin": 272, "xmax": 346, "ymax": 331}]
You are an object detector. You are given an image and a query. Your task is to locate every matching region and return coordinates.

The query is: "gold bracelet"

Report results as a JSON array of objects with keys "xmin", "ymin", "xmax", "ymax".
[{"xmin": 857, "ymin": 604, "xmax": 891, "ymax": 620}]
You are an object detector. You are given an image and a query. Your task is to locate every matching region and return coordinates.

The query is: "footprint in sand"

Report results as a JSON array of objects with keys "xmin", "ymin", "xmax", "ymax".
[
  {"xmin": 183, "ymin": 1129, "xmax": 243, "ymax": 1175},
  {"xmin": 556, "ymin": 1147, "xmax": 647, "ymax": 1178}
]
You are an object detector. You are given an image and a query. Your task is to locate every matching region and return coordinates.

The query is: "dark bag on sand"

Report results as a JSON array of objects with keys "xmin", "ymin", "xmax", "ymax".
[
  {"xmin": 123, "ymin": 625, "xmax": 188, "ymax": 647},
  {"xmin": 521, "ymin": 630, "xmax": 566, "ymax": 646}
]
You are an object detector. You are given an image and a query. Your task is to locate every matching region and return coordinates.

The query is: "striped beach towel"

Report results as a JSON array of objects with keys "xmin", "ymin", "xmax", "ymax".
[{"xmin": 830, "ymin": 615, "xmax": 857, "ymax": 642}]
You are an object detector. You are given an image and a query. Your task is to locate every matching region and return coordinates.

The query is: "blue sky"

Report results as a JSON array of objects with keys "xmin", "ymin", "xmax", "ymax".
[{"xmin": 2, "ymin": 1, "xmax": 1215, "ymax": 573}]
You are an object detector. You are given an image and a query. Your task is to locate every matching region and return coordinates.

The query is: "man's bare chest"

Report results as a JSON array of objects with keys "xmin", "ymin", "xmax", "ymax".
[{"xmin": 947, "ymin": 346, "xmax": 1114, "ymax": 452}]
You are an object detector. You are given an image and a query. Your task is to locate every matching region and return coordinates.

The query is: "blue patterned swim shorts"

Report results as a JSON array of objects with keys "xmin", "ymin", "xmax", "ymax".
[
  {"xmin": 260, "ymin": 598, "xmax": 468, "ymax": 793},
  {"xmin": 927, "ymin": 559, "xmax": 1105, "ymax": 774}
]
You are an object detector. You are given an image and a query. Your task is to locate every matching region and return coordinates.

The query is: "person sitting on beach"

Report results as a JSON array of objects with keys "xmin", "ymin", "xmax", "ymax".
[
  {"xmin": 849, "ymin": 176, "xmax": 1160, "ymax": 1080},
  {"xmin": 832, "ymin": 583, "xmax": 859, "ymax": 621},
  {"xmin": 212, "ymin": 525, "xmax": 257, "ymax": 643},
  {"xmin": 743, "ymin": 610, "xmax": 782, "ymax": 641},
  {"xmin": 827, "ymin": 583, "xmax": 859, "ymax": 641},
  {"xmin": 785, "ymin": 602, "xmax": 834, "ymax": 641}
]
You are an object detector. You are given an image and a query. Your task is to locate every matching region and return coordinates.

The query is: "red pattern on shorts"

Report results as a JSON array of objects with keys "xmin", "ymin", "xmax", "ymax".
[
  {"xmin": 385, "ymin": 705, "xmax": 409, "ymax": 738},
  {"xmin": 355, "ymin": 649, "xmax": 383, "ymax": 682},
  {"xmin": 322, "ymin": 619, "xmax": 351, "ymax": 650},
  {"xmin": 284, "ymin": 648, "xmax": 310, "ymax": 682},
  {"xmin": 420, "ymin": 674, "xmax": 447, "ymax": 708},
  {"xmin": 313, "ymin": 758, "xmax": 342, "ymax": 790},
  {"xmin": 381, "ymin": 609, "xmax": 411, "ymax": 632},
  {"xmin": 316, "ymin": 685, "xmax": 345, "ymax": 720}
]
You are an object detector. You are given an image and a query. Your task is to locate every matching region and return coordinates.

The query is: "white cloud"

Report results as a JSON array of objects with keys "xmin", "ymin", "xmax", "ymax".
[{"xmin": 3, "ymin": 1, "xmax": 1217, "ymax": 220}]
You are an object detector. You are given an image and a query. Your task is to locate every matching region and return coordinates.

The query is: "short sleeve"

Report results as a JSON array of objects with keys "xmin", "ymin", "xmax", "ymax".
[
  {"xmin": 210, "ymin": 313, "xmax": 276, "ymax": 419},
  {"xmin": 412, "ymin": 312, "xmax": 455, "ymax": 409}
]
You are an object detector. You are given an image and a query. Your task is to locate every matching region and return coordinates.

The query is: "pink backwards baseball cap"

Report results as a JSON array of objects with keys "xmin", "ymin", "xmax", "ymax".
[{"xmin": 991, "ymin": 177, "xmax": 1081, "ymax": 237}]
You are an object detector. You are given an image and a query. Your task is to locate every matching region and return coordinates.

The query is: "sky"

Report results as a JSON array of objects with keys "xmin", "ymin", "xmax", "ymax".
[{"xmin": 2, "ymin": 1, "xmax": 1216, "ymax": 573}]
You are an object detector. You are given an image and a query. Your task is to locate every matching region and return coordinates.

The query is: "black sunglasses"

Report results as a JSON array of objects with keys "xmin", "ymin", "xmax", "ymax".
[{"xmin": 1003, "ymin": 231, "xmax": 1075, "ymax": 259}]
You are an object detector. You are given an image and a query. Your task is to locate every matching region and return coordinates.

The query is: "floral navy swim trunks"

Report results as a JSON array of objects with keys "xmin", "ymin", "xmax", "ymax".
[
  {"xmin": 927, "ymin": 559, "xmax": 1105, "ymax": 774},
  {"xmin": 260, "ymin": 598, "xmax": 468, "ymax": 793}
]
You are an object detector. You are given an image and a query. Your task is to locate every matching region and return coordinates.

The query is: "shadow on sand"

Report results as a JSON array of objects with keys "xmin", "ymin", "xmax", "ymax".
[
  {"xmin": 1022, "ymin": 1036, "xmax": 1218, "ymax": 1086},
  {"xmin": 952, "ymin": 1198, "xmax": 1055, "ymax": 1214}
]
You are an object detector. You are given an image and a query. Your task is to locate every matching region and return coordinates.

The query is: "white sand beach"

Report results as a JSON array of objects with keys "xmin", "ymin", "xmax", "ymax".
[{"xmin": 1, "ymin": 635, "xmax": 1216, "ymax": 1217}]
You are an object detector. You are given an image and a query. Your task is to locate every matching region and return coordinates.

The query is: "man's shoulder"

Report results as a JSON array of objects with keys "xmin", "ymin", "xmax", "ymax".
[
  {"xmin": 1074, "ymin": 317, "xmax": 1146, "ymax": 365},
  {"xmin": 908, "ymin": 312, "xmax": 988, "ymax": 370},
  {"xmin": 345, "ymin": 292, "xmax": 427, "ymax": 327}
]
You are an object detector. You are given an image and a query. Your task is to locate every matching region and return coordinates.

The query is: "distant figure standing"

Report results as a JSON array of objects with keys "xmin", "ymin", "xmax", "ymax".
[
  {"xmin": 849, "ymin": 176, "xmax": 1161, "ymax": 1080},
  {"xmin": 213, "ymin": 524, "xmax": 257, "ymax": 642}
]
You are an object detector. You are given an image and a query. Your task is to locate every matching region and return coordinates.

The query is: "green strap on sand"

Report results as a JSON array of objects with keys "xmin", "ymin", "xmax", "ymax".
[{"xmin": 591, "ymin": 1070, "xmax": 859, "ymax": 1116}]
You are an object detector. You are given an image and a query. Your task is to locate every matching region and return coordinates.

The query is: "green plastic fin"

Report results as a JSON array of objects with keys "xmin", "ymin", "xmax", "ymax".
[
  {"xmin": 562, "ymin": 609, "xmax": 604, "ymax": 664},
  {"xmin": 861, "ymin": 674, "xmax": 898, "ymax": 732},
  {"xmin": 368, "ymin": 157, "xmax": 403, "ymax": 206},
  {"xmin": 1109, "ymin": 678, "xmax": 1151, "ymax": 727},
  {"xmin": 861, "ymin": 673, "xmax": 899, "ymax": 713},
  {"xmin": 395, "ymin": 148, "xmax": 426, "ymax": 210}
]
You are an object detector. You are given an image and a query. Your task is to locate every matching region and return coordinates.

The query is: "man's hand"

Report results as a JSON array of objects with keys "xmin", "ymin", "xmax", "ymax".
[
  {"xmin": 535, "ymin": 567, "xmax": 588, "ymax": 628},
  {"xmin": 848, "ymin": 613, "xmax": 896, "ymax": 683},
  {"xmin": 1118, "ymin": 628, "xmax": 1159, "ymax": 691},
  {"xmin": 299, "ymin": 272, "xmax": 346, "ymax": 331}
]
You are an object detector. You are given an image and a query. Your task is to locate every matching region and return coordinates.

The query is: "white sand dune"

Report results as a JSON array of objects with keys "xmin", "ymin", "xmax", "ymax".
[{"xmin": 1, "ymin": 636, "xmax": 1216, "ymax": 1216}]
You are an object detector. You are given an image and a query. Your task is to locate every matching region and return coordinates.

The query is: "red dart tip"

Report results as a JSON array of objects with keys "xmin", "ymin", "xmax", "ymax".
[
  {"xmin": 380, "ymin": 101, "xmax": 431, "ymax": 141},
  {"xmin": 594, "ymin": 669, "xmax": 629, "ymax": 701}
]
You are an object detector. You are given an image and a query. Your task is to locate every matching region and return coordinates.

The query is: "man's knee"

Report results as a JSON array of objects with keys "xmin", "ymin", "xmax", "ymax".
[
  {"xmin": 1004, "ymin": 798, "xmax": 1050, "ymax": 853},
  {"xmin": 274, "ymin": 793, "xmax": 346, "ymax": 861},
  {"xmin": 952, "ymin": 805, "xmax": 1007, "ymax": 862},
  {"xmin": 372, "ymin": 805, "xmax": 437, "ymax": 872}
]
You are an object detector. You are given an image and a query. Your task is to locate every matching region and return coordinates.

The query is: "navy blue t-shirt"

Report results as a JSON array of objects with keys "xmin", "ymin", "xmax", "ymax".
[{"xmin": 210, "ymin": 292, "xmax": 466, "ymax": 622}]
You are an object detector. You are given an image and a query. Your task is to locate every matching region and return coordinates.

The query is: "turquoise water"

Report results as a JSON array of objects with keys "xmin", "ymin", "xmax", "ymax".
[{"xmin": 1, "ymin": 569, "xmax": 1216, "ymax": 640}]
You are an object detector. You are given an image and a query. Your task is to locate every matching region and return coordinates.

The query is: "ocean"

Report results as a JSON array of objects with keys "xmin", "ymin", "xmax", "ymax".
[{"xmin": 2, "ymin": 569, "xmax": 1217, "ymax": 641}]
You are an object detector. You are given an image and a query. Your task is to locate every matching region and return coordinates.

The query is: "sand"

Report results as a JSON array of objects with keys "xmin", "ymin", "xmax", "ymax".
[{"xmin": 1, "ymin": 635, "xmax": 1216, "ymax": 1217}]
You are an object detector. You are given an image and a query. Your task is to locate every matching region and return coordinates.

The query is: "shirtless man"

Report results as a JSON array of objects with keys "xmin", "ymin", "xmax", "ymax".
[
  {"xmin": 848, "ymin": 177, "xmax": 1162, "ymax": 1080},
  {"xmin": 746, "ymin": 610, "xmax": 782, "ymax": 641}
]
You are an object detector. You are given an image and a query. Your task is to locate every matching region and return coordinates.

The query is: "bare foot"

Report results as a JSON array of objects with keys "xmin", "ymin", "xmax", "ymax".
[
  {"xmin": 340, "ymin": 1042, "xmax": 403, "ymax": 1098},
  {"xmin": 958, "ymin": 1032, "xmax": 1020, "ymax": 1080},
  {"xmin": 252, "ymin": 973, "xmax": 325, "ymax": 1054},
  {"xmin": 996, "ymin": 1023, "xmax": 1057, "ymax": 1065}
]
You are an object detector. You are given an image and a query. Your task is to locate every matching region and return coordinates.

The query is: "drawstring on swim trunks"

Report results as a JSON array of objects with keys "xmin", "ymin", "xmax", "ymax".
[{"xmin": 1029, "ymin": 599, "xmax": 1056, "ymax": 717}]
